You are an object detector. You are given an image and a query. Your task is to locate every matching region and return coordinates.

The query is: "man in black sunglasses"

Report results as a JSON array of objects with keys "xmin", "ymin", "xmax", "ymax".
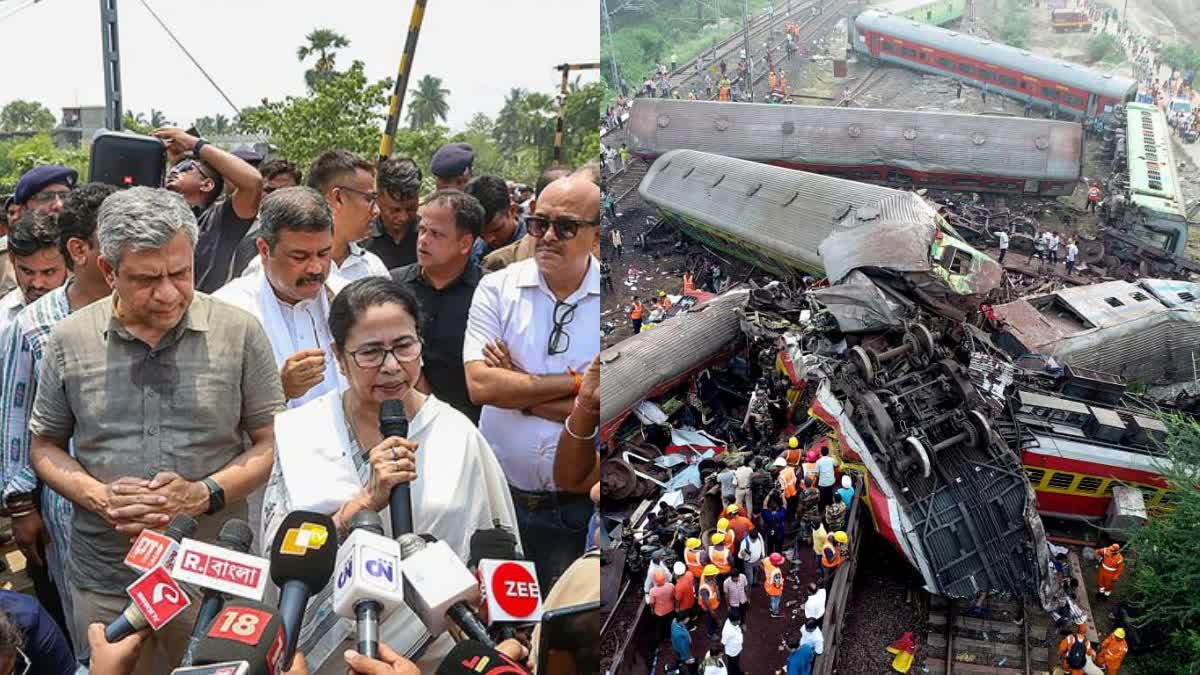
[
  {"xmin": 464, "ymin": 169, "xmax": 601, "ymax": 591},
  {"xmin": 157, "ymin": 127, "xmax": 263, "ymax": 294}
]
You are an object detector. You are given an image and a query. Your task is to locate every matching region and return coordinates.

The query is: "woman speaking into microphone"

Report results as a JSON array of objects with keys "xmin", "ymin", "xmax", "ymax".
[{"xmin": 261, "ymin": 277, "xmax": 518, "ymax": 674}]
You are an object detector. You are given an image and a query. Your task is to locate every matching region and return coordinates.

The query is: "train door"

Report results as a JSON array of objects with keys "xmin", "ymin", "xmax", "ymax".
[{"xmin": 1087, "ymin": 93, "xmax": 1099, "ymax": 118}]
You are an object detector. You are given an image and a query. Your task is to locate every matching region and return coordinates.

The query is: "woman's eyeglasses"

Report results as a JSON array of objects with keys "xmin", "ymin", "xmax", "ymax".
[{"xmin": 348, "ymin": 339, "xmax": 422, "ymax": 369}]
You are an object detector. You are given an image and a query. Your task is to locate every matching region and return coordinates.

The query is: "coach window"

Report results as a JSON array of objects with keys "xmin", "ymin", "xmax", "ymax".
[
  {"xmin": 1042, "ymin": 87, "xmax": 1059, "ymax": 100},
  {"xmin": 882, "ymin": 41, "xmax": 896, "ymax": 52},
  {"xmin": 980, "ymin": 69, "xmax": 996, "ymax": 81},
  {"xmin": 1019, "ymin": 80, "xmax": 1030, "ymax": 90},
  {"xmin": 999, "ymin": 75, "xmax": 1018, "ymax": 86},
  {"xmin": 938, "ymin": 57, "xmax": 954, "ymax": 69},
  {"xmin": 900, "ymin": 46, "xmax": 918, "ymax": 58},
  {"xmin": 1063, "ymin": 93, "xmax": 1083, "ymax": 106},
  {"xmin": 958, "ymin": 63, "xmax": 976, "ymax": 75}
]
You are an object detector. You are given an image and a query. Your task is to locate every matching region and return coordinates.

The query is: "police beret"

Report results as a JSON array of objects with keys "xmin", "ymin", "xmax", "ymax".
[
  {"xmin": 430, "ymin": 143, "xmax": 474, "ymax": 178},
  {"xmin": 13, "ymin": 166, "xmax": 78, "ymax": 205}
]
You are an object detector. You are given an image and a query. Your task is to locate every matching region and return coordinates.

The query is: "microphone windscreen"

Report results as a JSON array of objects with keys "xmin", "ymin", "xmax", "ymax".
[
  {"xmin": 379, "ymin": 399, "xmax": 409, "ymax": 438},
  {"xmin": 349, "ymin": 509, "xmax": 385, "ymax": 536},
  {"xmin": 166, "ymin": 515, "xmax": 200, "ymax": 541},
  {"xmin": 268, "ymin": 511, "xmax": 337, "ymax": 592},
  {"xmin": 192, "ymin": 598, "xmax": 287, "ymax": 675},
  {"xmin": 218, "ymin": 519, "xmax": 255, "ymax": 553},
  {"xmin": 435, "ymin": 640, "xmax": 531, "ymax": 675},
  {"xmin": 469, "ymin": 527, "xmax": 521, "ymax": 568}
]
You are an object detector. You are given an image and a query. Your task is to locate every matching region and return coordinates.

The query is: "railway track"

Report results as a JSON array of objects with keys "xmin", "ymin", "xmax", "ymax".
[
  {"xmin": 925, "ymin": 596, "xmax": 1055, "ymax": 674},
  {"xmin": 836, "ymin": 66, "xmax": 883, "ymax": 105},
  {"xmin": 610, "ymin": 160, "xmax": 650, "ymax": 204},
  {"xmin": 749, "ymin": 1, "xmax": 858, "ymax": 92}
]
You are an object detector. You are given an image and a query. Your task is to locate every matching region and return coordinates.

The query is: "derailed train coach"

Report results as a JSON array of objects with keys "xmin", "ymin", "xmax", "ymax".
[
  {"xmin": 851, "ymin": 9, "xmax": 1137, "ymax": 121},
  {"xmin": 638, "ymin": 149, "xmax": 1002, "ymax": 299},
  {"xmin": 628, "ymin": 99, "xmax": 1084, "ymax": 196}
]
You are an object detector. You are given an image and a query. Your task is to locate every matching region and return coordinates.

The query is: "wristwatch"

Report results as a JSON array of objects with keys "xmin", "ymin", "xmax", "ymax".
[{"xmin": 202, "ymin": 477, "xmax": 225, "ymax": 516}]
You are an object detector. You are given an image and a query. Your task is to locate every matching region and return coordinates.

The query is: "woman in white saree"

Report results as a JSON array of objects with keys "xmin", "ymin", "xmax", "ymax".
[{"xmin": 261, "ymin": 277, "xmax": 519, "ymax": 674}]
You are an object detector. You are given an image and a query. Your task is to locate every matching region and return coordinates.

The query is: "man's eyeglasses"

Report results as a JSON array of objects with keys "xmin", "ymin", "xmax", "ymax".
[
  {"xmin": 527, "ymin": 215, "xmax": 599, "ymax": 242},
  {"xmin": 29, "ymin": 188, "xmax": 72, "ymax": 205},
  {"xmin": 336, "ymin": 185, "xmax": 379, "ymax": 207},
  {"xmin": 548, "ymin": 300, "xmax": 576, "ymax": 355},
  {"xmin": 172, "ymin": 159, "xmax": 212, "ymax": 181},
  {"xmin": 12, "ymin": 647, "xmax": 28, "ymax": 675},
  {"xmin": 348, "ymin": 338, "xmax": 422, "ymax": 369}
]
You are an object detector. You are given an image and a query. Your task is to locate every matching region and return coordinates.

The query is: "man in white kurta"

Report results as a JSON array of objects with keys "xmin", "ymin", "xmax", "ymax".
[{"xmin": 213, "ymin": 187, "xmax": 345, "ymax": 409}]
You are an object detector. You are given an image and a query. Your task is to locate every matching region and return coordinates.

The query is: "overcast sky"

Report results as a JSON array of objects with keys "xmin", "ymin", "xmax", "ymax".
[{"xmin": 0, "ymin": 0, "xmax": 599, "ymax": 132}]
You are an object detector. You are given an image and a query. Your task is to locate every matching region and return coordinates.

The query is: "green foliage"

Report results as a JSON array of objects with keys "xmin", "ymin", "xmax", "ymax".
[
  {"xmin": 406, "ymin": 75, "xmax": 451, "ymax": 130},
  {"xmin": 238, "ymin": 61, "xmax": 393, "ymax": 171},
  {"xmin": 193, "ymin": 114, "xmax": 233, "ymax": 137},
  {"xmin": 0, "ymin": 100, "xmax": 55, "ymax": 133},
  {"xmin": 1087, "ymin": 33, "xmax": 1120, "ymax": 64},
  {"xmin": 122, "ymin": 111, "xmax": 153, "ymax": 135},
  {"xmin": 0, "ymin": 134, "xmax": 89, "ymax": 195},
  {"xmin": 298, "ymin": 28, "xmax": 351, "ymax": 90},
  {"xmin": 1160, "ymin": 43, "xmax": 1200, "ymax": 74},
  {"xmin": 1124, "ymin": 413, "xmax": 1200, "ymax": 670},
  {"xmin": 989, "ymin": 0, "xmax": 1029, "ymax": 49}
]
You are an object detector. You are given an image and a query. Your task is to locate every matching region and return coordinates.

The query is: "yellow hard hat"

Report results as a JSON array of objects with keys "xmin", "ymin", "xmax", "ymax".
[
  {"xmin": 789, "ymin": 437, "xmax": 799, "ymax": 449},
  {"xmin": 703, "ymin": 564, "xmax": 720, "ymax": 577},
  {"xmin": 717, "ymin": 518, "xmax": 730, "ymax": 531},
  {"xmin": 726, "ymin": 504, "xmax": 740, "ymax": 515},
  {"xmin": 659, "ymin": 290, "xmax": 667, "ymax": 297},
  {"xmin": 1114, "ymin": 628, "xmax": 1126, "ymax": 639},
  {"xmin": 711, "ymin": 533, "xmax": 725, "ymax": 545},
  {"xmin": 833, "ymin": 531, "xmax": 849, "ymax": 544},
  {"xmin": 686, "ymin": 537, "xmax": 702, "ymax": 550}
]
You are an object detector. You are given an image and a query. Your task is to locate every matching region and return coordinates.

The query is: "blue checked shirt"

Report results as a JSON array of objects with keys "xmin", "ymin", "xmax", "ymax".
[{"xmin": 0, "ymin": 287, "xmax": 74, "ymax": 572}]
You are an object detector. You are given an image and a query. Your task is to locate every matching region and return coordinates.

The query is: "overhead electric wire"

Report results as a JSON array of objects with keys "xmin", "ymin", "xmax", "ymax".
[
  {"xmin": 0, "ymin": 0, "xmax": 41, "ymax": 25},
  {"xmin": 135, "ymin": 0, "xmax": 241, "ymax": 116}
]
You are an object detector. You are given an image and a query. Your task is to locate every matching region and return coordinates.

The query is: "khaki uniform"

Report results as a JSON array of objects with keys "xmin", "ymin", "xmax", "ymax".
[
  {"xmin": 0, "ymin": 237, "xmax": 15, "ymax": 298},
  {"xmin": 482, "ymin": 234, "xmax": 537, "ymax": 273}
]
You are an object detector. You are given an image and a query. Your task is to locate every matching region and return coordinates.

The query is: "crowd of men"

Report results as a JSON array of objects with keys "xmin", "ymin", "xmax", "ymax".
[{"xmin": 0, "ymin": 129, "xmax": 601, "ymax": 673}]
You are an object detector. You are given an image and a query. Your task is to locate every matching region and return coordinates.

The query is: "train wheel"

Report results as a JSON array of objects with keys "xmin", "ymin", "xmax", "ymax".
[
  {"xmin": 860, "ymin": 390, "xmax": 896, "ymax": 444},
  {"xmin": 911, "ymin": 323, "xmax": 936, "ymax": 356},
  {"xmin": 967, "ymin": 410, "xmax": 991, "ymax": 449},
  {"xmin": 850, "ymin": 345, "xmax": 876, "ymax": 382},
  {"xmin": 902, "ymin": 436, "xmax": 932, "ymax": 479}
]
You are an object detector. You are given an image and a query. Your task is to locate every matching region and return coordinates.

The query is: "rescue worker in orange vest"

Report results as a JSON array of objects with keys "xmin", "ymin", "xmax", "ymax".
[
  {"xmin": 672, "ymin": 561, "xmax": 698, "ymax": 625},
  {"xmin": 779, "ymin": 74, "xmax": 789, "ymax": 97},
  {"xmin": 1095, "ymin": 627, "xmax": 1127, "ymax": 674},
  {"xmin": 784, "ymin": 436, "xmax": 802, "ymax": 467},
  {"xmin": 716, "ymin": 517, "xmax": 737, "ymax": 552},
  {"xmin": 1095, "ymin": 544, "xmax": 1125, "ymax": 597},
  {"xmin": 683, "ymin": 271, "xmax": 695, "ymax": 293},
  {"xmin": 768, "ymin": 69, "xmax": 778, "ymax": 91},
  {"xmin": 657, "ymin": 290, "xmax": 673, "ymax": 313},
  {"xmin": 685, "ymin": 537, "xmax": 709, "ymax": 578},
  {"xmin": 763, "ymin": 551, "xmax": 786, "ymax": 617},
  {"xmin": 820, "ymin": 532, "xmax": 844, "ymax": 588},
  {"xmin": 726, "ymin": 504, "xmax": 754, "ymax": 545},
  {"xmin": 1087, "ymin": 182, "xmax": 1101, "ymax": 214},
  {"xmin": 709, "ymin": 532, "xmax": 733, "ymax": 577},
  {"xmin": 779, "ymin": 463, "xmax": 799, "ymax": 520},
  {"xmin": 699, "ymin": 564, "xmax": 723, "ymax": 638},
  {"xmin": 1057, "ymin": 623, "xmax": 1095, "ymax": 675},
  {"xmin": 630, "ymin": 296, "xmax": 645, "ymax": 334},
  {"xmin": 718, "ymin": 78, "xmax": 731, "ymax": 101}
]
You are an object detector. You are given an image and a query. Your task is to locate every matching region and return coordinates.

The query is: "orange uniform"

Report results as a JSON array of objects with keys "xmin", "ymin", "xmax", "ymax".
[
  {"xmin": 728, "ymin": 515, "xmax": 755, "ymax": 543},
  {"xmin": 630, "ymin": 301, "xmax": 645, "ymax": 321},
  {"xmin": 763, "ymin": 559, "xmax": 784, "ymax": 596},
  {"xmin": 699, "ymin": 576, "xmax": 721, "ymax": 611},
  {"xmin": 1096, "ymin": 545, "xmax": 1125, "ymax": 596},
  {"xmin": 708, "ymin": 544, "xmax": 732, "ymax": 574},
  {"xmin": 682, "ymin": 272, "xmax": 695, "ymax": 292},
  {"xmin": 1095, "ymin": 633, "xmax": 1127, "ymax": 674},
  {"xmin": 779, "ymin": 466, "xmax": 798, "ymax": 499},
  {"xmin": 674, "ymin": 571, "xmax": 697, "ymax": 612},
  {"xmin": 821, "ymin": 540, "xmax": 843, "ymax": 570},
  {"xmin": 1057, "ymin": 632, "xmax": 1095, "ymax": 675},
  {"xmin": 768, "ymin": 71, "xmax": 778, "ymax": 90},
  {"xmin": 684, "ymin": 547, "xmax": 707, "ymax": 578}
]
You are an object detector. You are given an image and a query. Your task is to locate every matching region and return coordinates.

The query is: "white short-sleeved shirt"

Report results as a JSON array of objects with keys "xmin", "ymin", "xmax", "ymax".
[
  {"xmin": 463, "ymin": 256, "xmax": 601, "ymax": 492},
  {"xmin": 0, "ymin": 287, "xmax": 25, "ymax": 341},
  {"xmin": 241, "ymin": 241, "xmax": 387, "ymax": 292}
]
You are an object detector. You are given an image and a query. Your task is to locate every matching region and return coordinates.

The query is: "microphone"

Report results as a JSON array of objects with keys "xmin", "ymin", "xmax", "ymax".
[
  {"xmin": 189, "ymin": 598, "xmax": 288, "ymax": 675},
  {"xmin": 331, "ymin": 510, "xmax": 405, "ymax": 660},
  {"xmin": 123, "ymin": 514, "xmax": 198, "ymax": 573},
  {"xmin": 269, "ymin": 511, "xmax": 337, "ymax": 665},
  {"xmin": 180, "ymin": 519, "xmax": 256, "ymax": 666},
  {"xmin": 478, "ymin": 558, "xmax": 543, "ymax": 627},
  {"xmin": 469, "ymin": 524, "xmax": 533, "ymax": 641},
  {"xmin": 434, "ymin": 639, "xmax": 531, "ymax": 675},
  {"xmin": 105, "ymin": 515, "xmax": 199, "ymax": 643},
  {"xmin": 397, "ymin": 533, "xmax": 495, "ymax": 648},
  {"xmin": 379, "ymin": 399, "xmax": 414, "ymax": 537}
]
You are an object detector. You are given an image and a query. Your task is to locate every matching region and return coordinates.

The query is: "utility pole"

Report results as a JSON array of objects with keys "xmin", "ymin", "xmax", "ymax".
[
  {"xmin": 378, "ymin": 0, "xmax": 429, "ymax": 167},
  {"xmin": 553, "ymin": 62, "xmax": 600, "ymax": 164},
  {"xmin": 602, "ymin": 0, "xmax": 624, "ymax": 95},
  {"xmin": 741, "ymin": 0, "xmax": 753, "ymax": 101},
  {"xmin": 99, "ymin": 0, "xmax": 122, "ymax": 130}
]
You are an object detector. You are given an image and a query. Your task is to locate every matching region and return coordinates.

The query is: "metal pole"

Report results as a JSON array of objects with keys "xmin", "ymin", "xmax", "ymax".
[
  {"xmin": 741, "ymin": 0, "xmax": 753, "ymax": 101},
  {"xmin": 378, "ymin": 0, "xmax": 429, "ymax": 167},
  {"xmin": 554, "ymin": 63, "xmax": 600, "ymax": 165},
  {"xmin": 99, "ymin": 0, "xmax": 122, "ymax": 131},
  {"xmin": 602, "ymin": 0, "xmax": 623, "ymax": 95}
]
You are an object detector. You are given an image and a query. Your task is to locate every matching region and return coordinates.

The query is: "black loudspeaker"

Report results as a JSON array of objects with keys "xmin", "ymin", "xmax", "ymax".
[{"xmin": 89, "ymin": 131, "xmax": 166, "ymax": 189}]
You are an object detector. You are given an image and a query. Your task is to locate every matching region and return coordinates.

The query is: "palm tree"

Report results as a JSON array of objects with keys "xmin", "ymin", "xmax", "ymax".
[
  {"xmin": 213, "ymin": 114, "xmax": 231, "ymax": 136},
  {"xmin": 298, "ymin": 28, "xmax": 350, "ymax": 89},
  {"xmin": 149, "ymin": 109, "xmax": 171, "ymax": 128},
  {"xmin": 405, "ymin": 75, "xmax": 450, "ymax": 130}
]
